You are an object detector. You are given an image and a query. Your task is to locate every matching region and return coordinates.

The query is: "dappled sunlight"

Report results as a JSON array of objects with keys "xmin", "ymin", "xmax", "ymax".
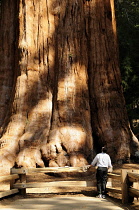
[
  {"xmin": 48, "ymin": 46, "xmax": 55, "ymax": 67},
  {"xmin": 0, "ymin": 114, "xmax": 26, "ymax": 143},
  {"xmin": 59, "ymin": 126, "xmax": 86, "ymax": 149},
  {"xmin": 58, "ymin": 73, "xmax": 76, "ymax": 101},
  {"xmin": 0, "ymin": 197, "xmax": 125, "ymax": 210},
  {"xmin": 0, "ymin": 0, "xmax": 56, "ymax": 143},
  {"xmin": 41, "ymin": 123, "xmax": 92, "ymax": 166},
  {"xmin": 29, "ymin": 97, "xmax": 52, "ymax": 117},
  {"xmin": 58, "ymin": 63, "xmax": 88, "ymax": 102},
  {"xmin": 16, "ymin": 146, "xmax": 44, "ymax": 168},
  {"xmin": 110, "ymin": 0, "xmax": 117, "ymax": 39},
  {"xmin": 0, "ymin": 0, "xmax": 132, "ymax": 171},
  {"xmin": 48, "ymin": 125, "xmax": 90, "ymax": 153},
  {"xmin": 0, "ymin": 0, "xmax": 56, "ymax": 170},
  {"xmin": 16, "ymin": 74, "xmax": 27, "ymax": 98},
  {"xmin": 19, "ymin": 131, "xmax": 34, "ymax": 144}
]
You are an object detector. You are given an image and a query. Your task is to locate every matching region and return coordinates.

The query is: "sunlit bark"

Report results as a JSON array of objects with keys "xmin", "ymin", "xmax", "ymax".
[{"xmin": 0, "ymin": 0, "xmax": 138, "ymax": 174}]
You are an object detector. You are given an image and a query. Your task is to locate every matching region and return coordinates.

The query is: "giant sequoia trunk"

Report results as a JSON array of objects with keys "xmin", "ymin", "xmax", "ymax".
[{"xmin": 0, "ymin": 0, "xmax": 138, "ymax": 174}]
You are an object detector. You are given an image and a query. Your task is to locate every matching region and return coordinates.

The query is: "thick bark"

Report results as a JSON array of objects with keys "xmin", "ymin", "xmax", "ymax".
[
  {"xmin": 41, "ymin": 0, "xmax": 93, "ymax": 167},
  {"xmin": 0, "ymin": 0, "xmax": 138, "ymax": 174},
  {"xmin": 86, "ymin": 0, "xmax": 138, "ymax": 160},
  {"xmin": 0, "ymin": 0, "xmax": 19, "ymax": 174}
]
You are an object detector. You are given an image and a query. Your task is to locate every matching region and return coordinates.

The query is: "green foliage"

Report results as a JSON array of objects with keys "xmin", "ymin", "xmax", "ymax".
[{"xmin": 115, "ymin": 0, "xmax": 139, "ymax": 133}]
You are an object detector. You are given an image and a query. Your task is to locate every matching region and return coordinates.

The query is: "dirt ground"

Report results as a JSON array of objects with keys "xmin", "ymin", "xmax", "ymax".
[{"xmin": 1, "ymin": 163, "xmax": 139, "ymax": 210}]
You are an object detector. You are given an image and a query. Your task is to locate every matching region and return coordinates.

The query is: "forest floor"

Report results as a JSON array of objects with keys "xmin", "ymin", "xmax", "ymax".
[{"xmin": 0, "ymin": 163, "xmax": 139, "ymax": 210}]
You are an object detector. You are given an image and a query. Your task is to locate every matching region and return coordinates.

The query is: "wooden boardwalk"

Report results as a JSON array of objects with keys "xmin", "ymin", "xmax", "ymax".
[{"xmin": 0, "ymin": 196, "xmax": 125, "ymax": 210}]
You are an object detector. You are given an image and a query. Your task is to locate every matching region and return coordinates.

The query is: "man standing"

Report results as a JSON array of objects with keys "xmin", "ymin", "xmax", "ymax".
[{"xmin": 91, "ymin": 147, "xmax": 112, "ymax": 198}]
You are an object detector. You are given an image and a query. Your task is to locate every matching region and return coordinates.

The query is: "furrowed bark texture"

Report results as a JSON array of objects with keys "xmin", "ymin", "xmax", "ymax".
[
  {"xmin": 0, "ymin": 0, "xmax": 138, "ymax": 173},
  {"xmin": 0, "ymin": 0, "xmax": 19, "ymax": 173},
  {"xmin": 41, "ymin": 0, "xmax": 93, "ymax": 167},
  {"xmin": 86, "ymin": 0, "xmax": 138, "ymax": 160}
]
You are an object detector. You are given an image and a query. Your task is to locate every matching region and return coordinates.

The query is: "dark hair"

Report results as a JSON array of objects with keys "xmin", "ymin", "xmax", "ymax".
[{"xmin": 102, "ymin": 147, "xmax": 107, "ymax": 153}]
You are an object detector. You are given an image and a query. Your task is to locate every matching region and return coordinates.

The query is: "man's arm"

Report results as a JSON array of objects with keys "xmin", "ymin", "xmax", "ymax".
[
  {"xmin": 91, "ymin": 155, "xmax": 98, "ymax": 166},
  {"xmin": 107, "ymin": 155, "xmax": 113, "ymax": 172}
]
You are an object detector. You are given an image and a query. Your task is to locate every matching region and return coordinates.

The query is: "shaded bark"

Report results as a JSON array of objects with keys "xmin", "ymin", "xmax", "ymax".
[
  {"xmin": 0, "ymin": 0, "xmax": 20, "ymax": 174},
  {"xmin": 0, "ymin": 0, "xmax": 138, "ymax": 174},
  {"xmin": 86, "ymin": 0, "xmax": 138, "ymax": 160},
  {"xmin": 41, "ymin": 0, "xmax": 93, "ymax": 167}
]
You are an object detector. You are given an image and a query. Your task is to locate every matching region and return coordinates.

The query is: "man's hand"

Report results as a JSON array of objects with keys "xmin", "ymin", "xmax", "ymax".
[
  {"xmin": 108, "ymin": 167, "xmax": 113, "ymax": 172},
  {"xmin": 86, "ymin": 165, "xmax": 91, "ymax": 168},
  {"xmin": 82, "ymin": 165, "xmax": 91, "ymax": 172}
]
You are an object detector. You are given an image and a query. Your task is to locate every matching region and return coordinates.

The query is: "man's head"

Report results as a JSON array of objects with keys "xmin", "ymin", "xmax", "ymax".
[{"xmin": 102, "ymin": 147, "xmax": 107, "ymax": 153}]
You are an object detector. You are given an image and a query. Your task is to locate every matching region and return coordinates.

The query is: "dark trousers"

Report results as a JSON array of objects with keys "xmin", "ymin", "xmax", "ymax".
[{"xmin": 96, "ymin": 167, "xmax": 108, "ymax": 195}]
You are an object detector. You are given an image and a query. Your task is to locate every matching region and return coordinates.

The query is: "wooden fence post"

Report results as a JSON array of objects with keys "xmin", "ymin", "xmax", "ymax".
[
  {"xmin": 121, "ymin": 169, "xmax": 134, "ymax": 204},
  {"xmin": 10, "ymin": 168, "xmax": 15, "ymax": 190},
  {"xmin": 127, "ymin": 170, "xmax": 134, "ymax": 203},
  {"xmin": 10, "ymin": 167, "xmax": 27, "ymax": 196},
  {"xmin": 19, "ymin": 169, "xmax": 26, "ymax": 196},
  {"xmin": 121, "ymin": 169, "xmax": 128, "ymax": 204}
]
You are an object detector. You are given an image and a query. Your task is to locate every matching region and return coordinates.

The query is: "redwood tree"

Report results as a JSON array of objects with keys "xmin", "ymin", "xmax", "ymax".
[{"xmin": 0, "ymin": 0, "xmax": 138, "ymax": 174}]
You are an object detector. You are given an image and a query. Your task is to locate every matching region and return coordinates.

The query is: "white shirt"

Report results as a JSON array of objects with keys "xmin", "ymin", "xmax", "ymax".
[{"xmin": 91, "ymin": 152, "xmax": 112, "ymax": 168}]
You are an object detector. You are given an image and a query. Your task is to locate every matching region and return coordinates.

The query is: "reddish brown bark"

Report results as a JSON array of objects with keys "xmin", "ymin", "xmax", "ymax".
[
  {"xmin": 0, "ymin": 0, "xmax": 138, "ymax": 174},
  {"xmin": 41, "ymin": 1, "xmax": 93, "ymax": 167},
  {"xmin": 86, "ymin": 0, "xmax": 138, "ymax": 160}
]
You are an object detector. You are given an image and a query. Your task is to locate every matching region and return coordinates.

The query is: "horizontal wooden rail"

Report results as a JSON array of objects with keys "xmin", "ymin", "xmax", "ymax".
[
  {"xmin": 0, "ymin": 189, "xmax": 19, "ymax": 199},
  {"xmin": 2, "ymin": 166, "xmax": 139, "ymax": 205},
  {"xmin": 0, "ymin": 174, "xmax": 19, "ymax": 182},
  {"xmin": 0, "ymin": 173, "xmax": 20, "ymax": 199},
  {"xmin": 13, "ymin": 180, "xmax": 95, "ymax": 189},
  {"xmin": 11, "ymin": 166, "xmax": 96, "ymax": 174},
  {"xmin": 128, "ymin": 172, "xmax": 139, "ymax": 182},
  {"xmin": 129, "ymin": 187, "xmax": 139, "ymax": 197},
  {"xmin": 108, "ymin": 173, "xmax": 121, "ymax": 180},
  {"xmin": 106, "ymin": 187, "xmax": 122, "ymax": 194},
  {"xmin": 4, "ymin": 166, "xmax": 139, "ymax": 205}
]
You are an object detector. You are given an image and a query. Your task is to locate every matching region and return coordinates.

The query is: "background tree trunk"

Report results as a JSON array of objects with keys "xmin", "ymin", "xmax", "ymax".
[{"xmin": 0, "ymin": 0, "xmax": 138, "ymax": 174}]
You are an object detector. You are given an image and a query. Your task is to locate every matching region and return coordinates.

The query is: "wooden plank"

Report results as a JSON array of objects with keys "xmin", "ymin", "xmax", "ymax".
[
  {"xmin": 11, "ymin": 168, "xmax": 27, "ymax": 174},
  {"xmin": 106, "ymin": 187, "xmax": 122, "ymax": 194},
  {"xmin": 11, "ymin": 166, "xmax": 96, "ymax": 174},
  {"xmin": 132, "ymin": 170, "xmax": 139, "ymax": 190},
  {"xmin": 10, "ymin": 171, "xmax": 15, "ymax": 190},
  {"xmin": 27, "ymin": 187, "xmax": 88, "ymax": 194},
  {"xmin": 128, "ymin": 172, "xmax": 139, "ymax": 182},
  {"xmin": 121, "ymin": 169, "xmax": 128, "ymax": 204},
  {"xmin": 108, "ymin": 173, "xmax": 121, "ymax": 180},
  {"xmin": 19, "ymin": 173, "xmax": 26, "ymax": 196},
  {"xmin": 0, "ymin": 189, "xmax": 19, "ymax": 199},
  {"xmin": 107, "ymin": 179, "xmax": 112, "ymax": 187},
  {"xmin": 129, "ymin": 187, "xmax": 139, "ymax": 197},
  {"xmin": 0, "ymin": 174, "xmax": 19, "ymax": 182},
  {"xmin": 13, "ymin": 180, "xmax": 95, "ymax": 189}
]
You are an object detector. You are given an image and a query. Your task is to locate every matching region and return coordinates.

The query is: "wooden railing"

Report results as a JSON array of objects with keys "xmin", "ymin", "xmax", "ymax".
[
  {"xmin": 1, "ymin": 167, "xmax": 139, "ymax": 204},
  {"xmin": 122, "ymin": 170, "xmax": 139, "ymax": 203},
  {"xmin": 0, "ymin": 173, "xmax": 19, "ymax": 198},
  {"xmin": 107, "ymin": 169, "xmax": 139, "ymax": 204},
  {"xmin": 10, "ymin": 166, "xmax": 96, "ymax": 196},
  {"xmin": 106, "ymin": 172, "xmax": 122, "ymax": 195}
]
